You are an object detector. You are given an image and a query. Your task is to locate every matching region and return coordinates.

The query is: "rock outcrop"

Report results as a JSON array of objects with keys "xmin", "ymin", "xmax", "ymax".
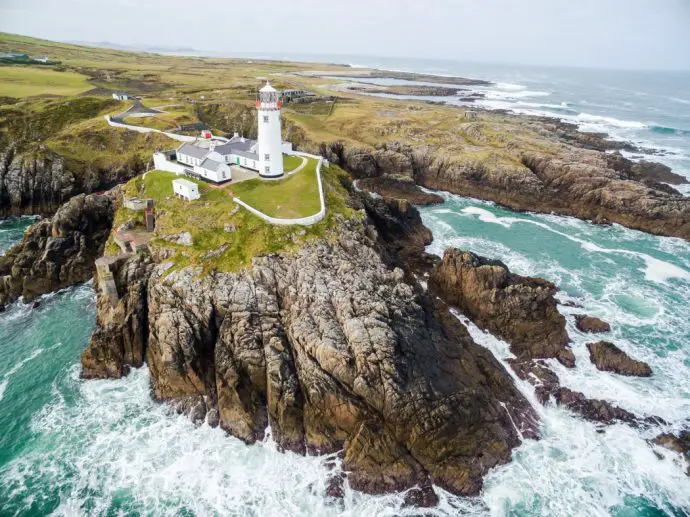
[
  {"xmin": 0, "ymin": 192, "xmax": 116, "ymax": 305},
  {"xmin": 586, "ymin": 341, "xmax": 652, "ymax": 377},
  {"xmin": 508, "ymin": 358, "xmax": 659, "ymax": 426},
  {"xmin": 81, "ymin": 252, "xmax": 155, "ymax": 379},
  {"xmin": 428, "ymin": 249, "xmax": 575, "ymax": 367},
  {"xmin": 322, "ymin": 139, "xmax": 690, "ymax": 241},
  {"xmin": 653, "ymin": 431, "xmax": 690, "ymax": 475},
  {"xmin": 575, "ymin": 315, "xmax": 611, "ymax": 334},
  {"xmin": 82, "ymin": 219, "xmax": 539, "ymax": 499}
]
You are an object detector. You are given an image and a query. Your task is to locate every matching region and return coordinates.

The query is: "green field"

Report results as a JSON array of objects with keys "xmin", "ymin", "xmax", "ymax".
[
  {"xmin": 283, "ymin": 154, "xmax": 304, "ymax": 172},
  {"xmin": 232, "ymin": 158, "xmax": 321, "ymax": 218},
  {"xmin": 0, "ymin": 66, "xmax": 92, "ymax": 97}
]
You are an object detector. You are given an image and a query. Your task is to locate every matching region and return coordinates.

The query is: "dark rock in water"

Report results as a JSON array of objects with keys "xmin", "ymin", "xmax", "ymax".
[
  {"xmin": 652, "ymin": 431, "xmax": 690, "ymax": 475},
  {"xmin": 508, "ymin": 359, "xmax": 560, "ymax": 404},
  {"xmin": 0, "ymin": 304, "xmax": 5, "ymax": 313},
  {"xmin": 561, "ymin": 300, "xmax": 584, "ymax": 309},
  {"xmin": 552, "ymin": 388, "xmax": 638, "ymax": 425},
  {"xmin": 206, "ymin": 408, "xmax": 220, "ymax": 428},
  {"xmin": 32, "ymin": 301, "xmax": 40, "ymax": 309},
  {"xmin": 429, "ymin": 249, "xmax": 575, "ymax": 367},
  {"xmin": 326, "ymin": 473, "xmax": 346, "ymax": 499},
  {"xmin": 0, "ymin": 192, "xmax": 116, "ymax": 306},
  {"xmin": 358, "ymin": 177, "xmax": 444, "ymax": 206},
  {"xmin": 575, "ymin": 315, "xmax": 611, "ymax": 334},
  {"xmin": 84, "ymin": 219, "xmax": 539, "ymax": 498},
  {"xmin": 509, "ymin": 358, "xmax": 661, "ymax": 427},
  {"xmin": 403, "ymin": 484, "xmax": 440, "ymax": 508},
  {"xmin": 586, "ymin": 341, "xmax": 652, "ymax": 377}
]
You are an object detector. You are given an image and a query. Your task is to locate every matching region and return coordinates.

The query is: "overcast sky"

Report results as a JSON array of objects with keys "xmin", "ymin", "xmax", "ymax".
[{"xmin": 1, "ymin": 0, "xmax": 689, "ymax": 70}]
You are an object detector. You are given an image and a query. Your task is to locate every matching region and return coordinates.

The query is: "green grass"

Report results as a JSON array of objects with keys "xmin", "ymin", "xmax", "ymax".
[
  {"xmin": 231, "ymin": 158, "xmax": 321, "ymax": 219},
  {"xmin": 283, "ymin": 154, "xmax": 304, "ymax": 172},
  {"xmin": 114, "ymin": 165, "xmax": 355, "ymax": 274},
  {"xmin": 0, "ymin": 66, "xmax": 92, "ymax": 97}
]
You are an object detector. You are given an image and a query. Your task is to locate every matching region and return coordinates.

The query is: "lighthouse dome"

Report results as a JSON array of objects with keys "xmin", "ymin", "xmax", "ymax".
[{"xmin": 260, "ymin": 81, "xmax": 277, "ymax": 93}]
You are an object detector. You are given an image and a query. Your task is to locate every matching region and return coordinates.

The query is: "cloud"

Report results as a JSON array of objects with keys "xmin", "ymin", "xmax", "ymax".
[{"xmin": 0, "ymin": 0, "xmax": 688, "ymax": 70}]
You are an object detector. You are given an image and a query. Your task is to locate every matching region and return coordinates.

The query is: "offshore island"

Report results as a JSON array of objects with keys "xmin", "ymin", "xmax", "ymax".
[{"xmin": 0, "ymin": 32, "xmax": 689, "ymax": 506}]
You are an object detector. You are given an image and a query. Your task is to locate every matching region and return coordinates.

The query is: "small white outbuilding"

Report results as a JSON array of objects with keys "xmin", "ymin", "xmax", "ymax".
[{"xmin": 173, "ymin": 178, "xmax": 200, "ymax": 201}]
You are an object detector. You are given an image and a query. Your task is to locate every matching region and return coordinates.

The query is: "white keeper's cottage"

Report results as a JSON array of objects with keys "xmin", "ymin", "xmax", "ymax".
[{"xmin": 173, "ymin": 178, "xmax": 201, "ymax": 201}]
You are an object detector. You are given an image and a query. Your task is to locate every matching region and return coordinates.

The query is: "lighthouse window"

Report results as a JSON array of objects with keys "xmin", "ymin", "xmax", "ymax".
[
  {"xmin": 265, "ymin": 166, "xmax": 271, "ymax": 174},
  {"xmin": 264, "ymin": 154, "xmax": 270, "ymax": 161},
  {"xmin": 263, "ymin": 115, "xmax": 269, "ymax": 123}
]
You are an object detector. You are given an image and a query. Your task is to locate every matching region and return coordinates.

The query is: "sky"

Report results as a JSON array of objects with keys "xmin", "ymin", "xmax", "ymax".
[{"xmin": 1, "ymin": 0, "xmax": 689, "ymax": 70}]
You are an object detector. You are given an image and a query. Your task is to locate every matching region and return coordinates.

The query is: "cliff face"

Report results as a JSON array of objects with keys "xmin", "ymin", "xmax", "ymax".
[
  {"xmin": 322, "ymin": 141, "xmax": 690, "ymax": 241},
  {"xmin": 0, "ymin": 145, "xmax": 142, "ymax": 217},
  {"xmin": 429, "ymin": 249, "xmax": 575, "ymax": 367},
  {"xmin": 0, "ymin": 192, "xmax": 115, "ymax": 305},
  {"xmin": 83, "ymin": 218, "xmax": 538, "ymax": 498}
]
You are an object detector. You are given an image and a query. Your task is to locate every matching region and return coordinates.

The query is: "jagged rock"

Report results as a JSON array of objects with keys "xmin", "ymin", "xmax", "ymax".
[
  {"xmin": 359, "ymin": 192, "xmax": 434, "ymax": 269},
  {"xmin": 429, "ymin": 249, "xmax": 575, "ymax": 367},
  {"xmin": 324, "ymin": 139, "xmax": 690, "ymax": 241},
  {"xmin": 0, "ymin": 192, "xmax": 115, "ymax": 305},
  {"xmin": 177, "ymin": 232, "xmax": 193, "ymax": 246},
  {"xmin": 358, "ymin": 177, "xmax": 444, "ymax": 206},
  {"xmin": 81, "ymin": 252, "xmax": 155, "ymax": 379},
  {"xmin": 510, "ymin": 358, "xmax": 661, "ymax": 427},
  {"xmin": 223, "ymin": 223, "xmax": 236, "ymax": 233},
  {"xmin": 552, "ymin": 388, "xmax": 638, "ymax": 425},
  {"xmin": 653, "ymin": 431, "xmax": 690, "ymax": 475},
  {"xmin": 403, "ymin": 484, "xmax": 440, "ymax": 508},
  {"xmin": 575, "ymin": 315, "xmax": 611, "ymax": 333},
  {"xmin": 586, "ymin": 341, "xmax": 652, "ymax": 377},
  {"xmin": 84, "ymin": 219, "xmax": 539, "ymax": 498}
]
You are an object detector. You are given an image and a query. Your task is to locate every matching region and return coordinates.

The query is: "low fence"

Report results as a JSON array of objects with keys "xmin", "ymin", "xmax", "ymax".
[
  {"xmin": 233, "ymin": 158, "xmax": 326, "ymax": 226},
  {"xmin": 104, "ymin": 115, "xmax": 197, "ymax": 143}
]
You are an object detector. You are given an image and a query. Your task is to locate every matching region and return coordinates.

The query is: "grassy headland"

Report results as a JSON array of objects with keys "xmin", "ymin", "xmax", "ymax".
[{"xmin": 111, "ymin": 163, "xmax": 355, "ymax": 273}]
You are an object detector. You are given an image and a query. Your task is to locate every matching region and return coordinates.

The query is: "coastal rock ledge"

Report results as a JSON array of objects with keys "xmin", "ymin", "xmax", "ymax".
[{"xmin": 82, "ymin": 219, "xmax": 538, "ymax": 500}]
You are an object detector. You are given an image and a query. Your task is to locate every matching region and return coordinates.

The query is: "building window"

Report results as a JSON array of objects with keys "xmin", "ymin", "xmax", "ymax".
[
  {"xmin": 264, "ymin": 154, "xmax": 270, "ymax": 161},
  {"xmin": 265, "ymin": 166, "xmax": 271, "ymax": 174},
  {"xmin": 263, "ymin": 115, "xmax": 269, "ymax": 123}
]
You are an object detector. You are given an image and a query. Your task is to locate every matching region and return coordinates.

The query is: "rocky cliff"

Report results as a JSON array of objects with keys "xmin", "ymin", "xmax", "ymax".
[
  {"xmin": 82, "ymin": 217, "xmax": 539, "ymax": 499},
  {"xmin": 0, "ymin": 192, "xmax": 115, "ymax": 306},
  {"xmin": 321, "ymin": 140, "xmax": 690, "ymax": 241},
  {"xmin": 428, "ymin": 249, "xmax": 575, "ymax": 367},
  {"xmin": 0, "ymin": 145, "xmax": 145, "ymax": 217}
]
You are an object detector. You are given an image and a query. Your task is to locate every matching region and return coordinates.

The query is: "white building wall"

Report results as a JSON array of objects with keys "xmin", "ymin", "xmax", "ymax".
[
  {"xmin": 173, "ymin": 180, "xmax": 200, "ymax": 201},
  {"xmin": 257, "ymin": 108, "xmax": 284, "ymax": 178}
]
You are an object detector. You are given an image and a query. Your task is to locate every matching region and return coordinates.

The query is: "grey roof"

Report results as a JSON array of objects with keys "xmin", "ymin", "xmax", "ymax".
[
  {"xmin": 232, "ymin": 150, "xmax": 259, "ymax": 161},
  {"xmin": 177, "ymin": 143, "xmax": 209, "ymax": 160},
  {"xmin": 200, "ymin": 158, "xmax": 225, "ymax": 172},
  {"xmin": 214, "ymin": 137, "xmax": 258, "ymax": 155}
]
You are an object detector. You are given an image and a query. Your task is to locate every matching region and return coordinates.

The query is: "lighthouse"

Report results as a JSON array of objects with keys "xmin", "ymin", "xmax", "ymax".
[{"xmin": 256, "ymin": 81, "xmax": 284, "ymax": 178}]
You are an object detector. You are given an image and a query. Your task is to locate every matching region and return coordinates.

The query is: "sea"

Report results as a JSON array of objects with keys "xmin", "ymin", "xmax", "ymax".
[{"xmin": 1, "ymin": 59, "xmax": 690, "ymax": 516}]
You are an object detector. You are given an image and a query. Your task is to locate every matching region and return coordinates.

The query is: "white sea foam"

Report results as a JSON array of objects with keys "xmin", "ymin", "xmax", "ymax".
[
  {"xmin": 573, "ymin": 113, "xmax": 648, "ymax": 129},
  {"xmin": 1, "ymin": 365, "xmax": 487, "ymax": 516},
  {"xmin": 461, "ymin": 317, "xmax": 690, "ymax": 516}
]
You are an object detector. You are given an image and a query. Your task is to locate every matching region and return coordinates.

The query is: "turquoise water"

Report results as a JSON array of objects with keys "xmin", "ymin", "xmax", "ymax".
[{"xmin": 1, "ymin": 202, "xmax": 689, "ymax": 514}]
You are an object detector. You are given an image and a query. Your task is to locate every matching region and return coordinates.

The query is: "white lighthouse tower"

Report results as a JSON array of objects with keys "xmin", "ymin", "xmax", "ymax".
[{"xmin": 256, "ymin": 82, "xmax": 284, "ymax": 178}]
